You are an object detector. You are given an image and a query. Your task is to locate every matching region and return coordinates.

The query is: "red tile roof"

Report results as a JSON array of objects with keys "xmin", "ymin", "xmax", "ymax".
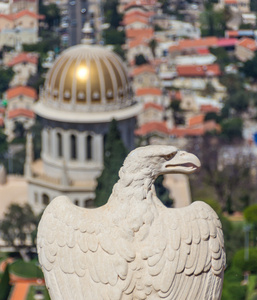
[
  {"xmin": 124, "ymin": 10, "xmax": 152, "ymax": 19},
  {"xmin": 126, "ymin": 28, "xmax": 154, "ymax": 39},
  {"xmin": 168, "ymin": 44, "xmax": 180, "ymax": 53},
  {"xmin": 237, "ymin": 38, "xmax": 257, "ymax": 51},
  {"xmin": 176, "ymin": 64, "xmax": 221, "ymax": 77},
  {"xmin": 0, "ymin": 117, "xmax": 4, "ymax": 127},
  {"xmin": 128, "ymin": 37, "xmax": 149, "ymax": 48},
  {"xmin": 6, "ymin": 86, "xmax": 37, "ymax": 99},
  {"xmin": 131, "ymin": 64, "xmax": 156, "ymax": 76},
  {"xmin": 0, "ymin": 9, "xmax": 44, "ymax": 21},
  {"xmin": 8, "ymin": 108, "xmax": 35, "ymax": 119},
  {"xmin": 179, "ymin": 37, "xmax": 218, "ymax": 49},
  {"xmin": 7, "ymin": 52, "xmax": 38, "ymax": 66},
  {"xmin": 170, "ymin": 127, "xmax": 204, "ymax": 137},
  {"xmin": 13, "ymin": 9, "xmax": 45, "ymax": 20},
  {"xmin": 136, "ymin": 87, "xmax": 162, "ymax": 96},
  {"xmin": 144, "ymin": 102, "xmax": 163, "ymax": 111},
  {"xmin": 123, "ymin": 15, "xmax": 149, "ymax": 26},
  {"xmin": 225, "ymin": 0, "xmax": 237, "ymax": 4},
  {"xmin": 124, "ymin": 0, "xmax": 157, "ymax": 10},
  {"xmin": 204, "ymin": 120, "xmax": 221, "ymax": 132},
  {"xmin": 200, "ymin": 104, "xmax": 220, "ymax": 113},
  {"xmin": 226, "ymin": 30, "xmax": 239, "ymax": 38},
  {"xmin": 0, "ymin": 107, "xmax": 5, "ymax": 114},
  {"xmin": 188, "ymin": 114, "xmax": 204, "ymax": 127},
  {"xmin": 196, "ymin": 48, "xmax": 210, "ymax": 55},
  {"xmin": 135, "ymin": 118, "xmax": 220, "ymax": 137},
  {"xmin": 218, "ymin": 38, "xmax": 238, "ymax": 47},
  {"xmin": 170, "ymin": 120, "xmax": 220, "ymax": 137},
  {"xmin": 135, "ymin": 121, "xmax": 169, "ymax": 136}
]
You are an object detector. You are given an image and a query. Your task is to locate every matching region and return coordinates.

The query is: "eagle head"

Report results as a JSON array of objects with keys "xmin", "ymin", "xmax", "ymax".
[{"xmin": 124, "ymin": 145, "xmax": 201, "ymax": 177}]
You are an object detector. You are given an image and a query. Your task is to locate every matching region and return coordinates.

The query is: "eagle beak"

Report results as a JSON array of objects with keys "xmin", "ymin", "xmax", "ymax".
[{"xmin": 165, "ymin": 151, "xmax": 201, "ymax": 174}]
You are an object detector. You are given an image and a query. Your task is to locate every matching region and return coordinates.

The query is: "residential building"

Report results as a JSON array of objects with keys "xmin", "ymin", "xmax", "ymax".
[
  {"xmin": 131, "ymin": 64, "xmax": 160, "ymax": 89},
  {"xmin": 4, "ymin": 85, "xmax": 37, "ymax": 139},
  {"xmin": 235, "ymin": 37, "xmax": 257, "ymax": 61},
  {"xmin": 6, "ymin": 52, "xmax": 38, "ymax": 86},
  {"xmin": 137, "ymin": 102, "xmax": 164, "ymax": 126},
  {"xmin": 219, "ymin": 0, "xmax": 250, "ymax": 13},
  {"xmin": 0, "ymin": 10, "xmax": 44, "ymax": 49}
]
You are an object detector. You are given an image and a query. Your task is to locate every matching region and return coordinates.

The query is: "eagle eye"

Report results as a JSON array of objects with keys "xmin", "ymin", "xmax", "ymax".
[{"xmin": 164, "ymin": 152, "xmax": 176, "ymax": 160}]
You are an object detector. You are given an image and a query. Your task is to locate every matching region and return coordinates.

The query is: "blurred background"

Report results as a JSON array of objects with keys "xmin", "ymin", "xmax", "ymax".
[{"xmin": 0, "ymin": 0, "xmax": 257, "ymax": 298}]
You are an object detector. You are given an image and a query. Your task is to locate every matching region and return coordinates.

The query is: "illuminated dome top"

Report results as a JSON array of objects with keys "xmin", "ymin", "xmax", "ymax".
[{"xmin": 39, "ymin": 45, "xmax": 133, "ymax": 113}]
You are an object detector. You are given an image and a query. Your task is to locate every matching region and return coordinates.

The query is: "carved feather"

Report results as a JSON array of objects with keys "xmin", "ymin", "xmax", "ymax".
[{"xmin": 37, "ymin": 145, "xmax": 226, "ymax": 300}]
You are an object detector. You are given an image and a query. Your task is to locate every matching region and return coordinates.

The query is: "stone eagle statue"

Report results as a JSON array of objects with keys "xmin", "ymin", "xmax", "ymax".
[{"xmin": 37, "ymin": 145, "xmax": 226, "ymax": 300}]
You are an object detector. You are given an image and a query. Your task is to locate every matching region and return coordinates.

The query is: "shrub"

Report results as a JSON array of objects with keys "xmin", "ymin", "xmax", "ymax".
[{"xmin": 233, "ymin": 248, "xmax": 257, "ymax": 273}]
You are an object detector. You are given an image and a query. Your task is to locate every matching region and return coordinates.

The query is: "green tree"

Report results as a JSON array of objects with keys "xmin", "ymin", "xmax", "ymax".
[
  {"xmin": 244, "ymin": 204, "xmax": 257, "ymax": 245},
  {"xmin": 113, "ymin": 44, "xmax": 125, "ymax": 60},
  {"xmin": 39, "ymin": 2, "xmax": 60, "ymax": 29},
  {"xmin": 210, "ymin": 47, "xmax": 230, "ymax": 70},
  {"xmin": 30, "ymin": 119, "xmax": 43, "ymax": 160},
  {"xmin": 94, "ymin": 119, "xmax": 128, "ymax": 207},
  {"xmin": 188, "ymin": 135, "xmax": 255, "ymax": 212},
  {"xmin": 202, "ymin": 81, "xmax": 216, "ymax": 97},
  {"xmin": 251, "ymin": 0, "xmax": 257, "ymax": 11},
  {"xmin": 0, "ymin": 203, "xmax": 37, "ymax": 247},
  {"xmin": 135, "ymin": 54, "xmax": 148, "ymax": 65},
  {"xmin": 23, "ymin": 31, "xmax": 60, "ymax": 55},
  {"xmin": 149, "ymin": 39, "xmax": 158, "ymax": 58},
  {"xmin": 0, "ymin": 129, "xmax": 8, "ymax": 161},
  {"xmin": 0, "ymin": 264, "xmax": 11, "ymax": 300},
  {"xmin": 0, "ymin": 67, "xmax": 14, "ymax": 97},
  {"xmin": 224, "ymin": 91, "xmax": 250, "ymax": 115},
  {"xmin": 103, "ymin": 29, "xmax": 125, "ymax": 46},
  {"xmin": 244, "ymin": 204, "xmax": 257, "ymax": 225},
  {"xmin": 220, "ymin": 74, "xmax": 244, "ymax": 95},
  {"xmin": 221, "ymin": 117, "xmax": 243, "ymax": 142},
  {"xmin": 103, "ymin": 0, "xmax": 122, "ymax": 29},
  {"xmin": 241, "ymin": 52, "xmax": 257, "ymax": 80},
  {"xmin": 13, "ymin": 121, "xmax": 26, "ymax": 139},
  {"xmin": 233, "ymin": 248, "xmax": 257, "ymax": 273},
  {"xmin": 200, "ymin": 3, "xmax": 229, "ymax": 37}
]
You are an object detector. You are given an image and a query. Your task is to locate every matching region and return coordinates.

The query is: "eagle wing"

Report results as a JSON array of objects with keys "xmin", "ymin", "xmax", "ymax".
[
  {"xmin": 142, "ymin": 200, "xmax": 226, "ymax": 300},
  {"xmin": 37, "ymin": 196, "xmax": 135, "ymax": 300}
]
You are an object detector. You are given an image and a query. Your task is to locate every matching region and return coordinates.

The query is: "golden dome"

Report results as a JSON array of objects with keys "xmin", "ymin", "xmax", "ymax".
[{"xmin": 42, "ymin": 45, "xmax": 131, "ymax": 111}]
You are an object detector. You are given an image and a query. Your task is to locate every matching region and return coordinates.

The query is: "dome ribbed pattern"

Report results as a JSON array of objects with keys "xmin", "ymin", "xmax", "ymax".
[{"xmin": 43, "ymin": 45, "xmax": 131, "ymax": 111}]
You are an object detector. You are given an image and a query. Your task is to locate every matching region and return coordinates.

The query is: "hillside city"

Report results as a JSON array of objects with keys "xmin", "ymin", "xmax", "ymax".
[{"xmin": 0, "ymin": 0, "xmax": 257, "ymax": 299}]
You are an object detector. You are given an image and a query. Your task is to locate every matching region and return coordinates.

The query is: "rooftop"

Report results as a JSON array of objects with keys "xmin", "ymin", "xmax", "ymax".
[
  {"xmin": 144, "ymin": 102, "xmax": 163, "ymax": 111},
  {"xmin": 136, "ymin": 87, "xmax": 162, "ymax": 96},
  {"xmin": 8, "ymin": 108, "xmax": 35, "ymax": 119},
  {"xmin": 176, "ymin": 64, "xmax": 221, "ymax": 77},
  {"xmin": 131, "ymin": 64, "xmax": 156, "ymax": 76},
  {"xmin": 237, "ymin": 38, "xmax": 257, "ymax": 51},
  {"xmin": 6, "ymin": 86, "xmax": 37, "ymax": 99},
  {"xmin": 7, "ymin": 52, "xmax": 38, "ymax": 67}
]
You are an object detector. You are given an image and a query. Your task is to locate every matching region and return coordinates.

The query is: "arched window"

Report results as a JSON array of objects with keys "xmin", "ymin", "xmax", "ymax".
[
  {"xmin": 57, "ymin": 132, "xmax": 62, "ymax": 157},
  {"xmin": 74, "ymin": 199, "xmax": 79, "ymax": 206},
  {"xmin": 42, "ymin": 193, "xmax": 50, "ymax": 205},
  {"xmin": 70, "ymin": 134, "xmax": 77, "ymax": 159},
  {"xmin": 86, "ymin": 135, "xmax": 92, "ymax": 160}
]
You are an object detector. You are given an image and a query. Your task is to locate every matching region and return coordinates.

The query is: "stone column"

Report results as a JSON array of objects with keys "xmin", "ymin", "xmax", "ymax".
[
  {"xmin": 78, "ymin": 132, "xmax": 85, "ymax": 162},
  {"xmin": 94, "ymin": 134, "xmax": 103, "ymax": 164}
]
